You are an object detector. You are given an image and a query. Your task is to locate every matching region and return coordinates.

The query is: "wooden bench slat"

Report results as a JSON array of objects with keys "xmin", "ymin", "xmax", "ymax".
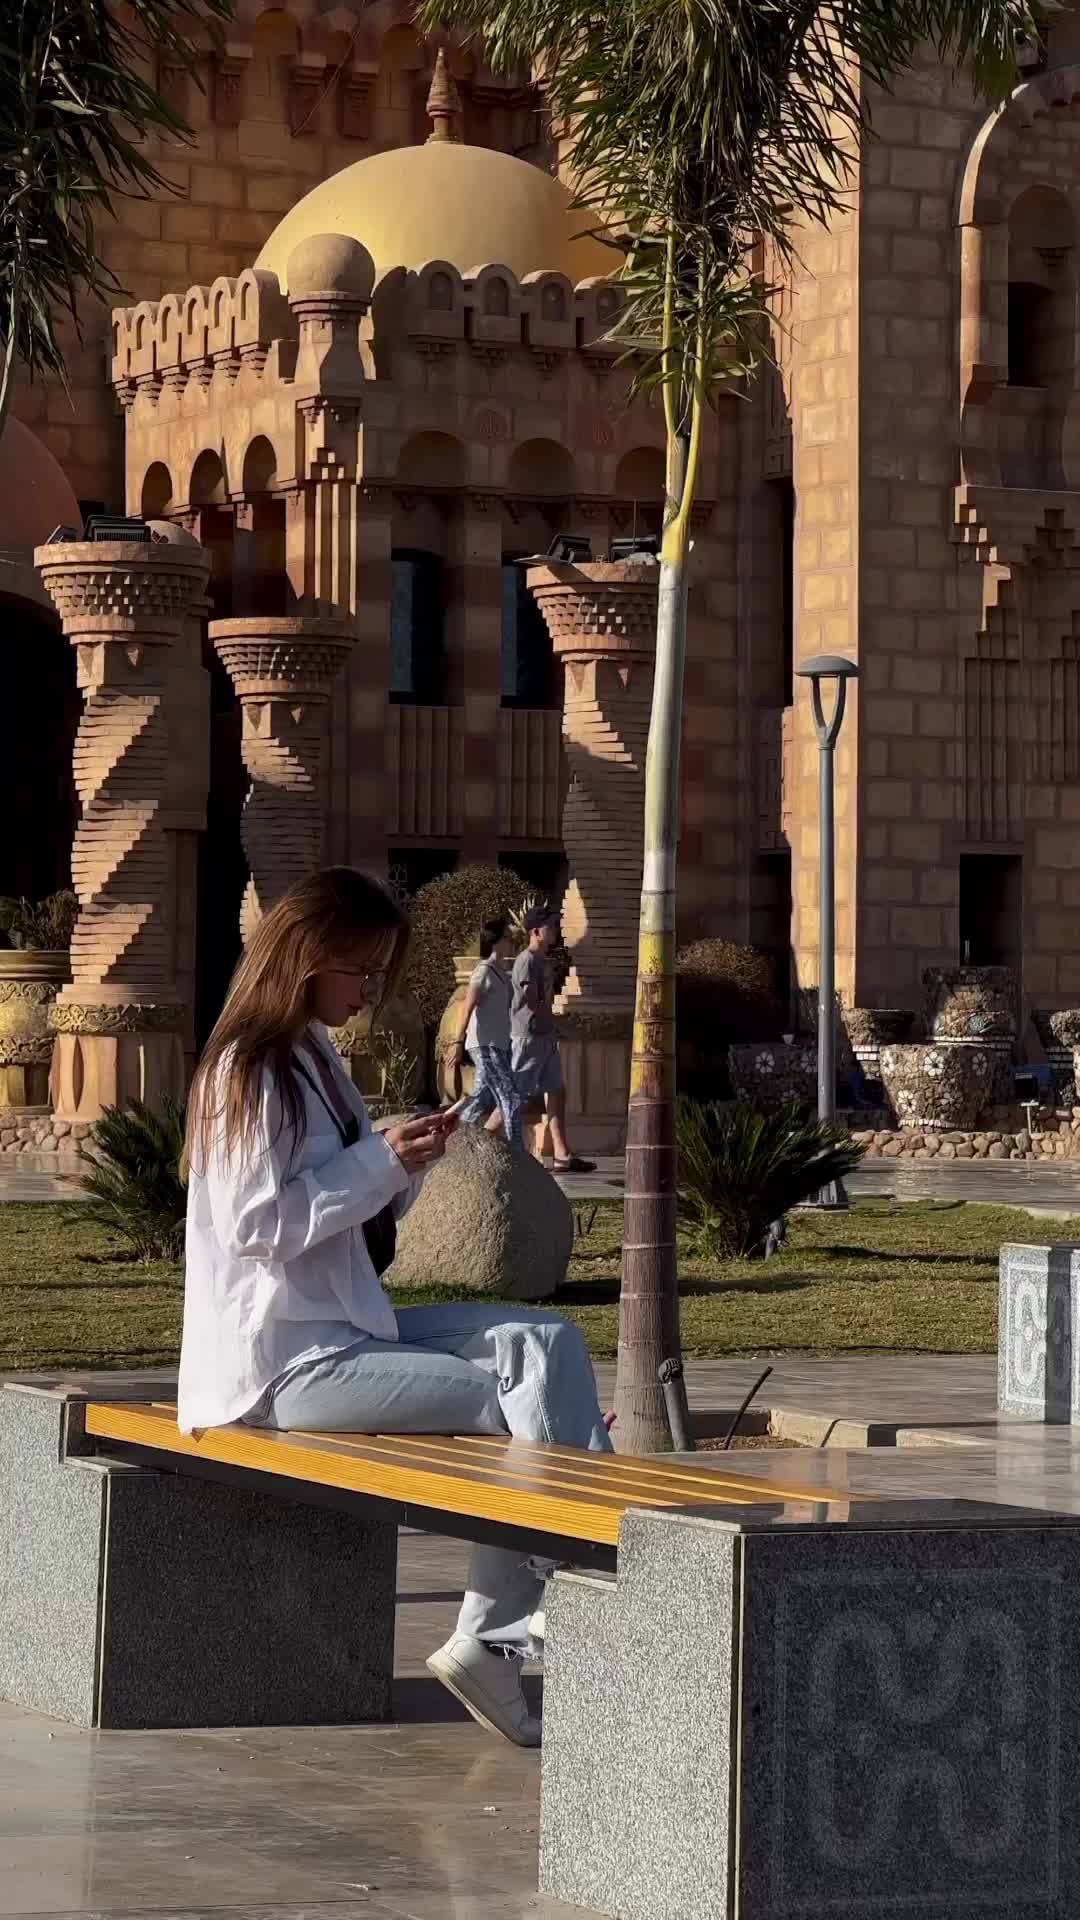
[
  {"xmin": 277, "ymin": 1427, "xmax": 789, "ymax": 1505},
  {"xmin": 375, "ymin": 1431, "xmax": 864, "ymax": 1506},
  {"xmin": 143, "ymin": 1403, "xmax": 809, "ymax": 1508},
  {"xmin": 86, "ymin": 1402, "xmax": 745, "ymax": 1544},
  {"xmin": 84, "ymin": 1401, "xmax": 852, "ymax": 1550}
]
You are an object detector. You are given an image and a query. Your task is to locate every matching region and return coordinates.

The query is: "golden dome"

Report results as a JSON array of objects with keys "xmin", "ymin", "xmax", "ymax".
[
  {"xmin": 0, "ymin": 419, "xmax": 80, "ymax": 551},
  {"xmin": 256, "ymin": 144, "xmax": 614, "ymax": 291}
]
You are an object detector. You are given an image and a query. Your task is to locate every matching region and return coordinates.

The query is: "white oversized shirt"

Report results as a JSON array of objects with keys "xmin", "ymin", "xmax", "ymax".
[{"xmin": 177, "ymin": 1025, "xmax": 417, "ymax": 1434}]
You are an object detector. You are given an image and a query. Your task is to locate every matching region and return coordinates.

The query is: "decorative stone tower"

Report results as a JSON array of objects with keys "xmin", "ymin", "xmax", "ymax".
[
  {"xmin": 209, "ymin": 615, "xmax": 358, "ymax": 939},
  {"xmin": 35, "ymin": 538, "xmax": 211, "ymax": 1122},
  {"xmin": 527, "ymin": 557, "xmax": 659, "ymax": 1150}
]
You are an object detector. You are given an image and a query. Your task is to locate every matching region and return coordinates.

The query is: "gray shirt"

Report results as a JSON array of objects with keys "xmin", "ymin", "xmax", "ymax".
[
  {"xmin": 511, "ymin": 947, "xmax": 555, "ymax": 1043},
  {"xmin": 465, "ymin": 960, "xmax": 512, "ymax": 1051}
]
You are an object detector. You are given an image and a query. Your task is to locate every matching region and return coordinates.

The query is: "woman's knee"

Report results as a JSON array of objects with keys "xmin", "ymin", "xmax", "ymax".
[{"xmin": 530, "ymin": 1314, "xmax": 593, "ymax": 1371}]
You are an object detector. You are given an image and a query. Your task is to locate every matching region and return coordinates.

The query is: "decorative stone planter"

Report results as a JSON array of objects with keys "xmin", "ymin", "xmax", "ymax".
[
  {"xmin": 330, "ymin": 993, "xmax": 425, "ymax": 1108},
  {"xmin": 435, "ymin": 955, "xmax": 484, "ymax": 1102},
  {"xmin": 1034, "ymin": 1009, "xmax": 1080, "ymax": 1050},
  {"xmin": 1035, "ymin": 1012, "xmax": 1080, "ymax": 1100},
  {"xmin": 729, "ymin": 1041, "xmax": 816, "ymax": 1110},
  {"xmin": 923, "ymin": 966, "xmax": 1016, "ymax": 1040},
  {"xmin": 844, "ymin": 1008, "xmax": 917, "ymax": 1080},
  {"xmin": 879, "ymin": 1042, "xmax": 994, "ymax": 1132},
  {"xmin": 0, "ymin": 949, "xmax": 70, "ymax": 1111}
]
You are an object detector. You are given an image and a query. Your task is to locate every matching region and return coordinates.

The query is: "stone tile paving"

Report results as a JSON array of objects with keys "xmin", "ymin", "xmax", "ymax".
[
  {"xmin": 7, "ymin": 1354, "xmax": 1080, "ymax": 1917},
  {"xmin": 10, "ymin": 1149, "xmax": 1080, "ymax": 1212},
  {"xmin": 0, "ymin": 1528, "xmax": 586, "ymax": 1920}
]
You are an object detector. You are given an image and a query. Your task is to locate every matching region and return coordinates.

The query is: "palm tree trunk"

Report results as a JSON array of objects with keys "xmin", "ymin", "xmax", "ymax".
[{"xmin": 613, "ymin": 515, "xmax": 691, "ymax": 1452}]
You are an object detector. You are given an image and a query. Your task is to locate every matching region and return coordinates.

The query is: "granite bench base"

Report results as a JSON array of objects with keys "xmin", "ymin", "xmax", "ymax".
[
  {"xmin": 999, "ymin": 1240, "xmax": 1080, "ymax": 1421},
  {"xmin": 541, "ymin": 1501, "xmax": 1080, "ymax": 1920},
  {"xmin": 0, "ymin": 1384, "xmax": 397, "ymax": 1729}
]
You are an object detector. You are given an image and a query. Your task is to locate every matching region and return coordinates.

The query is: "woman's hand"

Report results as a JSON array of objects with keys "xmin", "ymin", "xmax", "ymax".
[{"xmin": 385, "ymin": 1114, "xmax": 448, "ymax": 1178}]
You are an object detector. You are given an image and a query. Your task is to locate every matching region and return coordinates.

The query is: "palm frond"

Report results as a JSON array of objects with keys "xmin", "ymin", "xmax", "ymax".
[
  {"xmin": 78, "ymin": 1097, "xmax": 187, "ymax": 1262},
  {"xmin": 675, "ymin": 1096, "xmax": 865, "ymax": 1258},
  {"xmin": 418, "ymin": 0, "xmax": 1032, "ymax": 460},
  {"xmin": 0, "ymin": 0, "xmax": 235, "ymax": 432}
]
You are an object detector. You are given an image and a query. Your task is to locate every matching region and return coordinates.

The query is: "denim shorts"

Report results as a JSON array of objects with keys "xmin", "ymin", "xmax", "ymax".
[{"xmin": 512, "ymin": 1037, "xmax": 564, "ymax": 1098}]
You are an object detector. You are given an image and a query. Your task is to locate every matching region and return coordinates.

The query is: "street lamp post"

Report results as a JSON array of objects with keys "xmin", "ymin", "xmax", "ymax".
[{"xmin": 795, "ymin": 652, "xmax": 860, "ymax": 1210}]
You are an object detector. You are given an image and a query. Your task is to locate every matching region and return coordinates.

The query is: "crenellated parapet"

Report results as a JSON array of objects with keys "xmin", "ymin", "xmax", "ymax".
[
  {"xmin": 112, "ymin": 262, "xmax": 625, "ymax": 405},
  {"xmin": 111, "ymin": 241, "xmax": 665, "ymax": 523}
]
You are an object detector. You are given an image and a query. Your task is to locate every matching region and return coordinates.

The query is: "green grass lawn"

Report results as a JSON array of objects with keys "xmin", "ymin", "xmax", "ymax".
[{"xmin": 0, "ymin": 1196, "xmax": 1061, "ymax": 1374}]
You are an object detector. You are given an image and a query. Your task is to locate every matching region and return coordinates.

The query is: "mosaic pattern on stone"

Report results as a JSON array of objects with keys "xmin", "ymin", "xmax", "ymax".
[{"xmin": 880, "ymin": 1042, "xmax": 992, "ymax": 1132}]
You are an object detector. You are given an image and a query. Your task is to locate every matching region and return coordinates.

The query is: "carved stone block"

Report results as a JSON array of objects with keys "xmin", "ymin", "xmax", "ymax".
[
  {"xmin": 998, "ymin": 1240, "xmax": 1080, "ymax": 1422},
  {"xmin": 542, "ymin": 1502, "xmax": 1080, "ymax": 1919}
]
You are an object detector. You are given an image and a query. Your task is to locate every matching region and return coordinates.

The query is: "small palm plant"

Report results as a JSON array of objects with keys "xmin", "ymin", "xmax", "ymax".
[
  {"xmin": 79, "ymin": 1098, "xmax": 187, "ymax": 1262},
  {"xmin": 675, "ymin": 1098, "xmax": 865, "ymax": 1261}
]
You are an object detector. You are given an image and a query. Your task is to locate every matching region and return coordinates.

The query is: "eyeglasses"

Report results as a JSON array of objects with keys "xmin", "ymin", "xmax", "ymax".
[{"xmin": 327, "ymin": 964, "xmax": 389, "ymax": 992}]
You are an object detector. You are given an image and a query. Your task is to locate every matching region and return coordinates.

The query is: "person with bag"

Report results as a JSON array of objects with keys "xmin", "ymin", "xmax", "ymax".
[
  {"xmin": 178, "ymin": 866, "xmax": 611, "ymax": 1749},
  {"xmin": 448, "ymin": 916, "xmax": 523, "ymax": 1148}
]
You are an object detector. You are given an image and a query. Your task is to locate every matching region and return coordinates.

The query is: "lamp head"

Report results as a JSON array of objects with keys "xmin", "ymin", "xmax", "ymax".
[{"xmin": 795, "ymin": 653, "xmax": 859, "ymax": 683}]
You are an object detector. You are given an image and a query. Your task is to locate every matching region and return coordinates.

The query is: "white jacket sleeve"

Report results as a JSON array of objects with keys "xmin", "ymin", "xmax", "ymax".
[{"xmin": 207, "ymin": 1070, "xmax": 410, "ymax": 1263}]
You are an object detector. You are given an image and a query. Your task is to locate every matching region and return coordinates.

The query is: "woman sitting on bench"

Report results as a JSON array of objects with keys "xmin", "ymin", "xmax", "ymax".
[{"xmin": 178, "ymin": 865, "xmax": 612, "ymax": 1748}]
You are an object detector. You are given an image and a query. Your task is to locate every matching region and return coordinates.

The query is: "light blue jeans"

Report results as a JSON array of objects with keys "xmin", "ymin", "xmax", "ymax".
[{"xmin": 248, "ymin": 1302, "xmax": 612, "ymax": 1649}]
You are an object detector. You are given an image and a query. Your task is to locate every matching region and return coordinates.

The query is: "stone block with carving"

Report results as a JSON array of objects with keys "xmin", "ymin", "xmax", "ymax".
[
  {"xmin": 541, "ymin": 1499, "xmax": 1080, "ymax": 1920},
  {"xmin": 729, "ymin": 1041, "xmax": 816, "ymax": 1110},
  {"xmin": 998, "ymin": 1240, "xmax": 1080, "ymax": 1422}
]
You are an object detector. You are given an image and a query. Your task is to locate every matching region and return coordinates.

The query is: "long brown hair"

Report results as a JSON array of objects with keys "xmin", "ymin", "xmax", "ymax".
[{"xmin": 184, "ymin": 867, "xmax": 409, "ymax": 1176}]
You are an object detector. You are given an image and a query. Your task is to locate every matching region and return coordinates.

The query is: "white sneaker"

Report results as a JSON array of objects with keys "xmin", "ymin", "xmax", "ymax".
[{"xmin": 426, "ymin": 1633, "xmax": 542, "ymax": 1748}]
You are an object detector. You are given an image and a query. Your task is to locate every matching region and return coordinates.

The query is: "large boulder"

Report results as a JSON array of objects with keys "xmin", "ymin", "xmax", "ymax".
[{"xmin": 387, "ymin": 1127, "xmax": 573, "ymax": 1300}]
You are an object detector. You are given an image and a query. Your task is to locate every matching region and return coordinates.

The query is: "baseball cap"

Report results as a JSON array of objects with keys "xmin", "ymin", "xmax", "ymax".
[{"xmin": 525, "ymin": 905, "xmax": 557, "ymax": 933}]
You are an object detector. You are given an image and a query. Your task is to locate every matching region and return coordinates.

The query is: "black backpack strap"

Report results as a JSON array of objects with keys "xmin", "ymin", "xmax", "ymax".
[{"xmin": 293, "ymin": 1055, "xmax": 396, "ymax": 1278}]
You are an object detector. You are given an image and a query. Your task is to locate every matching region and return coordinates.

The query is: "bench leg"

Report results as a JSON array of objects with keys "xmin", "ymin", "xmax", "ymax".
[
  {"xmin": 540, "ymin": 1505, "xmax": 1080, "ymax": 1920},
  {"xmin": 0, "ymin": 1386, "xmax": 397, "ymax": 1729}
]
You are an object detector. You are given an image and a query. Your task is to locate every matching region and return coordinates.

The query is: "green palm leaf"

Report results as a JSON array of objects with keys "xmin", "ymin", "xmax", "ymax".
[
  {"xmin": 675, "ymin": 1096, "xmax": 865, "ymax": 1259},
  {"xmin": 78, "ymin": 1098, "xmax": 187, "ymax": 1262},
  {"xmin": 0, "ymin": 0, "xmax": 235, "ymax": 437}
]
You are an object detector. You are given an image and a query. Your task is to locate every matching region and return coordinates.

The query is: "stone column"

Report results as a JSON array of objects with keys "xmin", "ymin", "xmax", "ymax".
[
  {"xmin": 35, "ymin": 539, "xmax": 211, "ymax": 1123},
  {"xmin": 209, "ymin": 615, "xmax": 357, "ymax": 941},
  {"xmin": 527, "ymin": 558, "xmax": 659, "ymax": 1152},
  {"xmin": 449, "ymin": 494, "xmax": 501, "ymax": 863}
]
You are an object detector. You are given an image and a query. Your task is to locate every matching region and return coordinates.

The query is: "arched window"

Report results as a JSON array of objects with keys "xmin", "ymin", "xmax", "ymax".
[
  {"xmin": 141, "ymin": 463, "xmax": 174, "ymax": 520},
  {"xmin": 428, "ymin": 271, "xmax": 454, "ymax": 312},
  {"xmin": 484, "ymin": 277, "xmax": 510, "ymax": 318},
  {"xmin": 390, "ymin": 548, "xmax": 446, "ymax": 704},
  {"xmin": 501, "ymin": 556, "xmax": 556, "ymax": 708},
  {"xmin": 1007, "ymin": 186, "xmax": 1075, "ymax": 388}
]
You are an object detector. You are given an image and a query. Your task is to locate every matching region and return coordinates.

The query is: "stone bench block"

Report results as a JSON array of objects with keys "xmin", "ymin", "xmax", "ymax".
[
  {"xmin": 0, "ymin": 1383, "xmax": 397, "ymax": 1728},
  {"xmin": 998, "ymin": 1240, "xmax": 1080, "ymax": 1421},
  {"xmin": 541, "ymin": 1501, "xmax": 1080, "ymax": 1920}
]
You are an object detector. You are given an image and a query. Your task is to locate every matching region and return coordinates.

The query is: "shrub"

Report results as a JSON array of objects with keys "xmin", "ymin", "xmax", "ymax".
[
  {"xmin": 404, "ymin": 863, "xmax": 535, "ymax": 1025},
  {"xmin": 676, "ymin": 940, "xmax": 780, "ymax": 1042},
  {"xmin": 364, "ymin": 1027, "xmax": 422, "ymax": 1116},
  {"xmin": 4, "ymin": 890, "xmax": 78, "ymax": 951},
  {"xmin": 675, "ymin": 1096, "xmax": 865, "ymax": 1259},
  {"xmin": 79, "ymin": 1098, "xmax": 187, "ymax": 1262}
]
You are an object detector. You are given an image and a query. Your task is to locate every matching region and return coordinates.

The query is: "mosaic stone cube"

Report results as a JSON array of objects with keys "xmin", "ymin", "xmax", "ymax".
[
  {"xmin": 0, "ymin": 1383, "xmax": 397, "ymax": 1728},
  {"xmin": 541, "ymin": 1502, "xmax": 1080, "ymax": 1920},
  {"xmin": 998, "ymin": 1241, "xmax": 1080, "ymax": 1423}
]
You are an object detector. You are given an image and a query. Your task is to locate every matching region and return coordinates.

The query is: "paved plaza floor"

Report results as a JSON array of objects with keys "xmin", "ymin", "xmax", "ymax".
[
  {"xmin": 8, "ymin": 1149, "xmax": 1080, "ymax": 1212},
  {"xmin": 0, "ymin": 1527, "xmax": 584, "ymax": 1920},
  {"xmin": 7, "ymin": 1355, "xmax": 1080, "ymax": 1916}
]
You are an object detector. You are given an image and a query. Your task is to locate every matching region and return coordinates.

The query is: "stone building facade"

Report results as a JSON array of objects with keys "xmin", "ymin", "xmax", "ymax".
[{"xmin": 7, "ymin": 5, "xmax": 1080, "ymax": 1132}]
